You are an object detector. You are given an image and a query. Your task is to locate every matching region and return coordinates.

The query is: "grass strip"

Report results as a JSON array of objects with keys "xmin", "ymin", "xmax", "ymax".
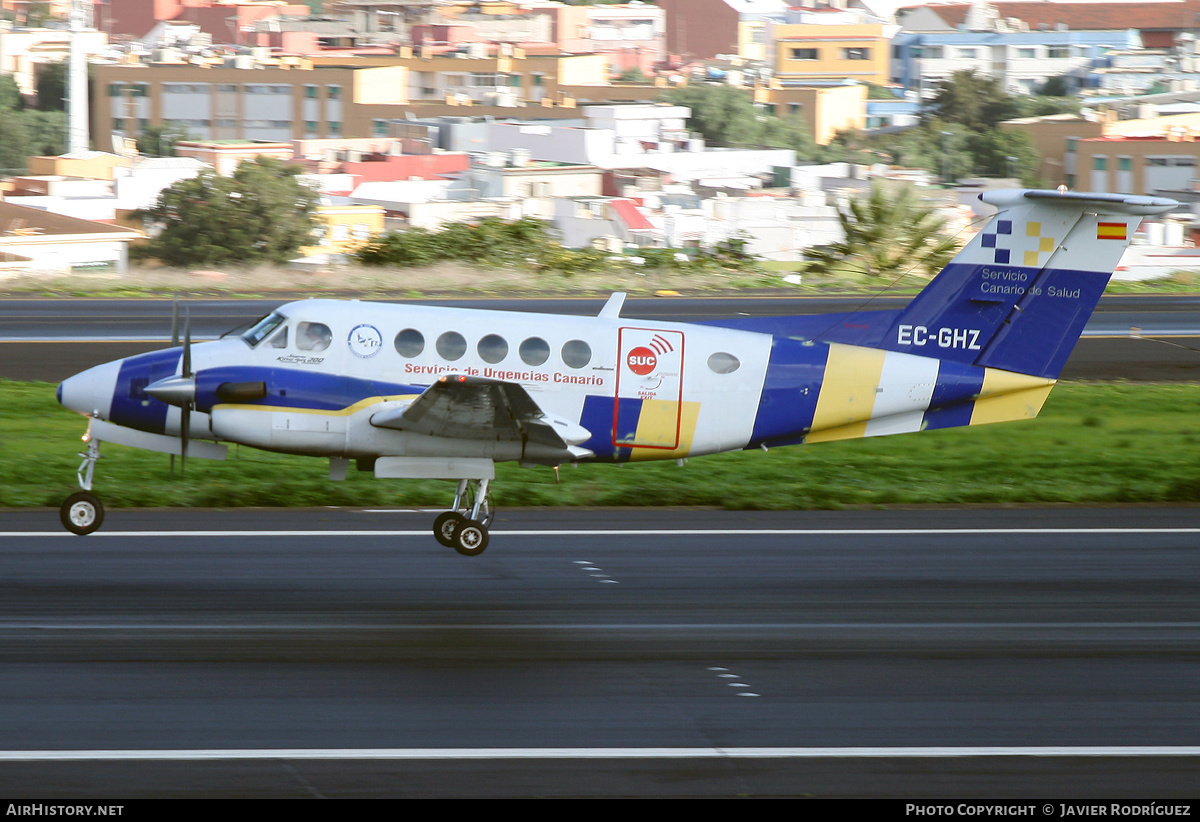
[{"xmin": 4, "ymin": 379, "xmax": 1200, "ymax": 510}]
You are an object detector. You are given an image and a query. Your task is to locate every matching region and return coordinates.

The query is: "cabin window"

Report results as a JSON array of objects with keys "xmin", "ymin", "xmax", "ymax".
[
  {"xmin": 296, "ymin": 322, "xmax": 332, "ymax": 352},
  {"xmin": 561, "ymin": 339, "xmax": 592, "ymax": 368},
  {"xmin": 394, "ymin": 328, "xmax": 424, "ymax": 358},
  {"xmin": 707, "ymin": 352, "xmax": 740, "ymax": 374},
  {"xmin": 519, "ymin": 337, "xmax": 550, "ymax": 366},
  {"xmin": 241, "ymin": 312, "xmax": 285, "ymax": 348},
  {"xmin": 437, "ymin": 331, "xmax": 467, "ymax": 361},
  {"xmin": 478, "ymin": 334, "xmax": 508, "ymax": 364}
]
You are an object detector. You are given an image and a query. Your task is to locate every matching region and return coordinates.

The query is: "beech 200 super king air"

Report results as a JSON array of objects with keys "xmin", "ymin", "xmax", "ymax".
[{"xmin": 55, "ymin": 189, "xmax": 1177, "ymax": 555}]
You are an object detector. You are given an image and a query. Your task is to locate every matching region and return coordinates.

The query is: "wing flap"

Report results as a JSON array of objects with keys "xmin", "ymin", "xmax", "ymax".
[{"xmin": 369, "ymin": 374, "xmax": 593, "ymax": 460}]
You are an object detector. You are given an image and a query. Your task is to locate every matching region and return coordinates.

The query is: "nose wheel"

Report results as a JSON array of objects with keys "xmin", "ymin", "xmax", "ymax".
[
  {"xmin": 61, "ymin": 491, "xmax": 104, "ymax": 535},
  {"xmin": 433, "ymin": 478, "xmax": 494, "ymax": 556}
]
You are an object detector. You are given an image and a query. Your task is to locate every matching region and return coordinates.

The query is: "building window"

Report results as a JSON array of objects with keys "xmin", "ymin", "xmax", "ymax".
[
  {"xmin": 305, "ymin": 85, "xmax": 317, "ymax": 99},
  {"xmin": 373, "ymin": 119, "xmax": 387, "ymax": 137},
  {"xmin": 107, "ymin": 83, "xmax": 123, "ymax": 96},
  {"xmin": 1093, "ymin": 157, "xmax": 1107, "ymax": 171},
  {"xmin": 304, "ymin": 121, "xmax": 318, "ymax": 136},
  {"xmin": 1016, "ymin": 48, "xmax": 1037, "ymax": 59},
  {"xmin": 1047, "ymin": 46, "xmax": 1069, "ymax": 58},
  {"xmin": 327, "ymin": 85, "xmax": 341, "ymax": 100},
  {"xmin": 842, "ymin": 47, "xmax": 871, "ymax": 61},
  {"xmin": 1118, "ymin": 157, "xmax": 1132, "ymax": 171},
  {"xmin": 329, "ymin": 122, "xmax": 341, "ymax": 137},
  {"xmin": 789, "ymin": 48, "xmax": 819, "ymax": 60},
  {"xmin": 957, "ymin": 48, "xmax": 977, "ymax": 59}
]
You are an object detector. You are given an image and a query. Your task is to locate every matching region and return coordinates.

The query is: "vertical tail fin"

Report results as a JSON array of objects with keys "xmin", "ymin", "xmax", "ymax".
[{"xmin": 881, "ymin": 190, "xmax": 1178, "ymax": 378}]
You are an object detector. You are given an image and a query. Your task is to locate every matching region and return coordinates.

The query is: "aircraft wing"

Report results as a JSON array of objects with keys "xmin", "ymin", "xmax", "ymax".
[{"xmin": 369, "ymin": 374, "xmax": 592, "ymax": 461}]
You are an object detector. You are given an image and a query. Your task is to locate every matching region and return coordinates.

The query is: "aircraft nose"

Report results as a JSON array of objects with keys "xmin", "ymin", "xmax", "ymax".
[{"xmin": 57, "ymin": 360, "xmax": 121, "ymax": 418}]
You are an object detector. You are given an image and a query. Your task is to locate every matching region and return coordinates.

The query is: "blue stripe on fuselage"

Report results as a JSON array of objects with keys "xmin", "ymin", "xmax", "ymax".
[
  {"xmin": 748, "ymin": 337, "xmax": 828, "ymax": 448},
  {"xmin": 108, "ymin": 348, "xmax": 183, "ymax": 434},
  {"xmin": 193, "ymin": 366, "xmax": 421, "ymax": 413}
]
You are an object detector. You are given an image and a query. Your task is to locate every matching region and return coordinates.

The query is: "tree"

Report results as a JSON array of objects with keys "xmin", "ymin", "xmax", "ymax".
[
  {"xmin": 136, "ymin": 123, "xmax": 192, "ymax": 157},
  {"xmin": 34, "ymin": 62, "xmax": 65, "ymax": 111},
  {"xmin": 926, "ymin": 70, "xmax": 1021, "ymax": 131},
  {"xmin": 135, "ymin": 157, "xmax": 320, "ymax": 266},
  {"xmin": 803, "ymin": 181, "xmax": 960, "ymax": 280},
  {"xmin": 660, "ymin": 84, "xmax": 764, "ymax": 147}
]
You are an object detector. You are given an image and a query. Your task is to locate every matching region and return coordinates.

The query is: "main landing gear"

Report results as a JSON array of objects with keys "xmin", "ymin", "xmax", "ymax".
[
  {"xmin": 60, "ymin": 434, "xmax": 104, "ymax": 535},
  {"xmin": 433, "ymin": 478, "xmax": 494, "ymax": 556}
]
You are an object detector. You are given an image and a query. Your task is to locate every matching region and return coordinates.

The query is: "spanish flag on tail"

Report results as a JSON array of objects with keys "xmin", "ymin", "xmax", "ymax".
[{"xmin": 1097, "ymin": 222, "xmax": 1127, "ymax": 240}]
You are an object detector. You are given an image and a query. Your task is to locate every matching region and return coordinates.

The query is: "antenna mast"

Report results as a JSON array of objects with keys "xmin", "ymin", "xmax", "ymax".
[{"xmin": 67, "ymin": 0, "xmax": 90, "ymax": 153}]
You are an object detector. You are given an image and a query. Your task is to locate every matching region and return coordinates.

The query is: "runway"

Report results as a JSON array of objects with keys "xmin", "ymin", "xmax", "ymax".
[{"xmin": 1, "ymin": 507, "xmax": 1199, "ymax": 797}]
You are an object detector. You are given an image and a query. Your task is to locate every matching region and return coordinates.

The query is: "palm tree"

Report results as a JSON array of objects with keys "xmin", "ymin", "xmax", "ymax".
[{"xmin": 804, "ymin": 181, "xmax": 960, "ymax": 280}]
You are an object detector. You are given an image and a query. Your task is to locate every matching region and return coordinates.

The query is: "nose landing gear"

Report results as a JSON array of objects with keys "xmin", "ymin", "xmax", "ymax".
[
  {"xmin": 432, "ymin": 478, "xmax": 494, "ymax": 556},
  {"xmin": 60, "ymin": 431, "xmax": 104, "ymax": 535}
]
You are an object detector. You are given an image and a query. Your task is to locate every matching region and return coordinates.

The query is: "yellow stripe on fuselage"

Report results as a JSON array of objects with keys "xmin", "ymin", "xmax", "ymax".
[
  {"xmin": 804, "ymin": 344, "xmax": 888, "ymax": 444},
  {"xmin": 628, "ymin": 400, "xmax": 702, "ymax": 461},
  {"xmin": 969, "ymin": 369, "xmax": 1056, "ymax": 426}
]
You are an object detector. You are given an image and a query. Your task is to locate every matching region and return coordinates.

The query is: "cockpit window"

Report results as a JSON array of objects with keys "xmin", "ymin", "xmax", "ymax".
[
  {"xmin": 241, "ymin": 312, "xmax": 285, "ymax": 348},
  {"xmin": 268, "ymin": 328, "xmax": 288, "ymax": 349},
  {"xmin": 296, "ymin": 322, "xmax": 332, "ymax": 352}
]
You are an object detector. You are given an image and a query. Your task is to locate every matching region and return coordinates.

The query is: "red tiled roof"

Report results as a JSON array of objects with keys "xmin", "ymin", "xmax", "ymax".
[
  {"xmin": 901, "ymin": 1, "xmax": 1200, "ymax": 32},
  {"xmin": 611, "ymin": 198, "xmax": 654, "ymax": 231}
]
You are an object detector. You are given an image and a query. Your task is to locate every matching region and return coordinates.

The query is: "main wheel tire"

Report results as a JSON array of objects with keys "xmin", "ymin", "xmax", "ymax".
[
  {"xmin": 60, "ymin": 491, "xmax": 104, "ymax": 535},
  {"xmin": 453, "ymin": 519, "xmax": 489, "ymax": 556},
  {"xmin": 433, "ymin": 511, "xmax": 464, "ymax": 547}
]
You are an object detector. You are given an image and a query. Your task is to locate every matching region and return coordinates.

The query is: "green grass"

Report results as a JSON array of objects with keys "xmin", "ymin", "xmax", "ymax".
[{"xmin": 6, "ymin": 379, "xmax": 1200, "ymax": 510}]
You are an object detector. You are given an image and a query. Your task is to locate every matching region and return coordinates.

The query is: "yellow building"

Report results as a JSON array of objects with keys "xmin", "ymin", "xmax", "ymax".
[
  {"xmin": 306, "ymin": 203, "xmax": 386, "ymax": 257},
  {"xmin": 771, "ymin": 24, "xmax": 892, "ymax": 87},
  {"xmin": 754, "ymin": 82, "xmax": 867, "ymax": 145}
]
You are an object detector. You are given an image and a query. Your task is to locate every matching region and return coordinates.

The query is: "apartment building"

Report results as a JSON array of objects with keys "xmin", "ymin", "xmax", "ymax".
[
  {"xmin": 657, "ymin": 0, "xmax": 789, "ymax": 61},
  {"xmin": 773, "ymin": 23, "xmax": 894, "ymax": 86},
  {"xmin": 93, "ymin": 51, "xmax": 596, "ymax": 144},
  {"xmin": 1070, "ymin": 131, "xmax": 1200, "ymax": 196}
]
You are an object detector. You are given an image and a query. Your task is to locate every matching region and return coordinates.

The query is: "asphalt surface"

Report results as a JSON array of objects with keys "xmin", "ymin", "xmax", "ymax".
[{"xmin": 0, "ymin": 507, "xmax": 1198, "ymax": 798}]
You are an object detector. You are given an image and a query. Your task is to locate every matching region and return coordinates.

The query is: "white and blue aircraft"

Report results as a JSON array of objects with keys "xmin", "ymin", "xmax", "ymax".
[{"xmin": 56, "ymin": 189, "xmax": 1177, "ymax": 554}]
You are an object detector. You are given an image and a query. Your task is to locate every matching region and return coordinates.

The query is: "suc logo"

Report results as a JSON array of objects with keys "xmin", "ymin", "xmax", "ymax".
[{"xmin": 626, "ymin": 346, "xmax": 657, "ymax": 375}]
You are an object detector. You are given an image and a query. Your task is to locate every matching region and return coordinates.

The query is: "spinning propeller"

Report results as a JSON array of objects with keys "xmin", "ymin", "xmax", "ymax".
[{"xmin": 145, "ymin": 300, "xmax": 196, "ymax": 473}]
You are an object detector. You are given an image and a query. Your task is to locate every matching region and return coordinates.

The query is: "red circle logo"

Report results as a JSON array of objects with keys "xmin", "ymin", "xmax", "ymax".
[{"xmin": 627, "ymin": 346, "xmax": 657, "ymax": 375}]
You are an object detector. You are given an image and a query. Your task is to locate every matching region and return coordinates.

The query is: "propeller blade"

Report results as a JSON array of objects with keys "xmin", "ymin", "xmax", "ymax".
[
  {"xmin": 180, "ymin": 404, "xmax": 189, "ymax": 475},
  {"xmin": 182, "ymin": 306, "xmax": 192, "ymax": 378}
]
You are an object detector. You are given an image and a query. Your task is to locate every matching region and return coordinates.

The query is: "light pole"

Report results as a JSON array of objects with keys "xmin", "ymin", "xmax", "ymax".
[{"xmin": 941, "ymin": 130, "xmax": 952, "ymax": 186}]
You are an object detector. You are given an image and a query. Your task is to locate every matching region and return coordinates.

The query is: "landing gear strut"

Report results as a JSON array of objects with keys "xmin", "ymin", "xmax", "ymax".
[
  {"xmin": 433, "ymin": 478, "xmax": 494, "ymax": 556},
  {"xmin": 60, "ymin": 431, "xmax": 104, "ymax": 535}
]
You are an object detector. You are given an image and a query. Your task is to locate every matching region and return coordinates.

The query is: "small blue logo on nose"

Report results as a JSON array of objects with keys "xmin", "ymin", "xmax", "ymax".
[{"xmin": 56, "ymin": 382, "xmax": 62, "ymax": 405}]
